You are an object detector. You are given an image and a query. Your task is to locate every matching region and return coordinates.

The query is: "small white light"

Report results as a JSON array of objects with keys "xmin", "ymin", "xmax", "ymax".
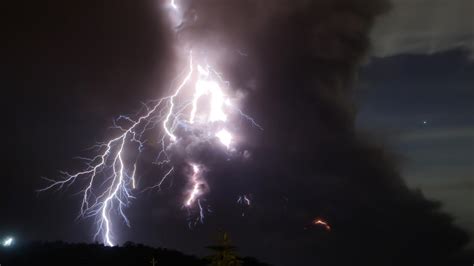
[{"xmin": 3, "ymin": 237, "xmax": 14, "ymax": 247}]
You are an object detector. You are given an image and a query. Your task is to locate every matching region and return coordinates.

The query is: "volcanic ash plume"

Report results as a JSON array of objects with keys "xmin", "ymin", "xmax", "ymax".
[{"xmin": 175, "ymin": 0, "xmax": 470, "ymax": 265}]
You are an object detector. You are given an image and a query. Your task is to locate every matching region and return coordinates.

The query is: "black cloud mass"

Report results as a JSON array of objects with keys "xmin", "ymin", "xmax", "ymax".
[
  {"xmin": 1, "ymin": 1, "xmax": 471, "ymax": 266},
  {"xmin": 169, "ymin": 1, "xmax": 470, "ymax": 265}
]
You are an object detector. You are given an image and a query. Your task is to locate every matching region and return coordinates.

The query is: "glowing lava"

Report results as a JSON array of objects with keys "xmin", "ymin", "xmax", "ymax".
[{"xmin": 313, "ymin": 218, "xmax": 331, "ymax": 231}]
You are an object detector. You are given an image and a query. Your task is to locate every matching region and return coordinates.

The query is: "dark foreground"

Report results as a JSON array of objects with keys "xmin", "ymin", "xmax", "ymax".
[{"xmin": 0, "ymin": 242, "xmax": 270, "ymax": 266}]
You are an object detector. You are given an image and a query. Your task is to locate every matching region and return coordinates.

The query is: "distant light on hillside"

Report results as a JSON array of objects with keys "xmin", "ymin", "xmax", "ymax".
[{"xmin": 2, "ymin": 237, "xmax": 14, "ymax": 247}]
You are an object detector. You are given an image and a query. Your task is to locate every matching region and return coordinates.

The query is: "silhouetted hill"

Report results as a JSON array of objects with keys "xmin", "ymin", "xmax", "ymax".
[{"xmin": 0, "ymin": 241, "xmax": 270, "ymax": 266}]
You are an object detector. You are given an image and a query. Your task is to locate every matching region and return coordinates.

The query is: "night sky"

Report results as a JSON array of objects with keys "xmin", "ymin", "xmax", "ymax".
[
  {"xmin": 1, "ymin": 0, "xmax": 473, "ymax": 265},
  {"xmin": 357, "ymin": 50, "xmax": 474, "ymax": 245}
]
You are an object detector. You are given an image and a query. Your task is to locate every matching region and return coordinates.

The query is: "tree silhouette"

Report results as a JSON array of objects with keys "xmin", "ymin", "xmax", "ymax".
[{"xmin": 206, "ymin": 232, "xmax": 242, "ymax": 266}]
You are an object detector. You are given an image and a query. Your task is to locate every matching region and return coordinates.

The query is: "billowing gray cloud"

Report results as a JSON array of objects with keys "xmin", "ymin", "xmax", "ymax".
[{"xmin": 371, "ymin": 0, "xmax": 474, "ymax": 57}]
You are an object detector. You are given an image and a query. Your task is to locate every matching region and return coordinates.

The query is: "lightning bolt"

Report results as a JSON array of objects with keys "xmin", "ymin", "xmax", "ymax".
[
  {"xmin": 40, "ymin": 0, "xmax": 261, "ymax": 246},
  {"xmin": 237, "ymin": 195, "xmax": 251, "ymax": 206},
  {"xmin": 237, "ymin": 194, "xmax": 252, "ymax": 217},
  {"xmin": 185, "ymin": 164, "xmax": 203, "ymax": 207}
]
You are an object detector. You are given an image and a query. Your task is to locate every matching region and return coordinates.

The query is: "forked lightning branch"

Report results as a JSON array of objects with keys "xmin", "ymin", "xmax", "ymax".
[{"xmin": 40, "ymin": 0, "xmax": 261, "ymax": 246}]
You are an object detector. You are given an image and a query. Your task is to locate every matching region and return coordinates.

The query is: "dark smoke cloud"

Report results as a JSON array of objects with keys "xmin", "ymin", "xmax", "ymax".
[{"xmin": 157, "ymin": 0, "xmax": 471, "ymax": 265}]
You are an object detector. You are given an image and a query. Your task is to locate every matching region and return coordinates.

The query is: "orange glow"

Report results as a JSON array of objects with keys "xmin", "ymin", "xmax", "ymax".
[{"xmin": 313, "ymin": 218, "xmax": 331, "ymax": 231}]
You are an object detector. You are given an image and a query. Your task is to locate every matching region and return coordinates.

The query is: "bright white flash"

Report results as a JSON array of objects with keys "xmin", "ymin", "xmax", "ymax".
[
  {"xmin": 170, "ymin": 0, "xmax": 178, "ymax": 10},
  {"xmin": 216, "ymin": 129, "xmax": 232, "ymax": 149},
  {"xmin": 41, "ymin": 0, "xmax": 261, "ymax": 246},
  {"xmin": 190, "ymin": 67, "xmax": 228, "ymax": 124},
  {"xmin": 3, "ymin": 237, "xmax": 13, "ymax": 247}
]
